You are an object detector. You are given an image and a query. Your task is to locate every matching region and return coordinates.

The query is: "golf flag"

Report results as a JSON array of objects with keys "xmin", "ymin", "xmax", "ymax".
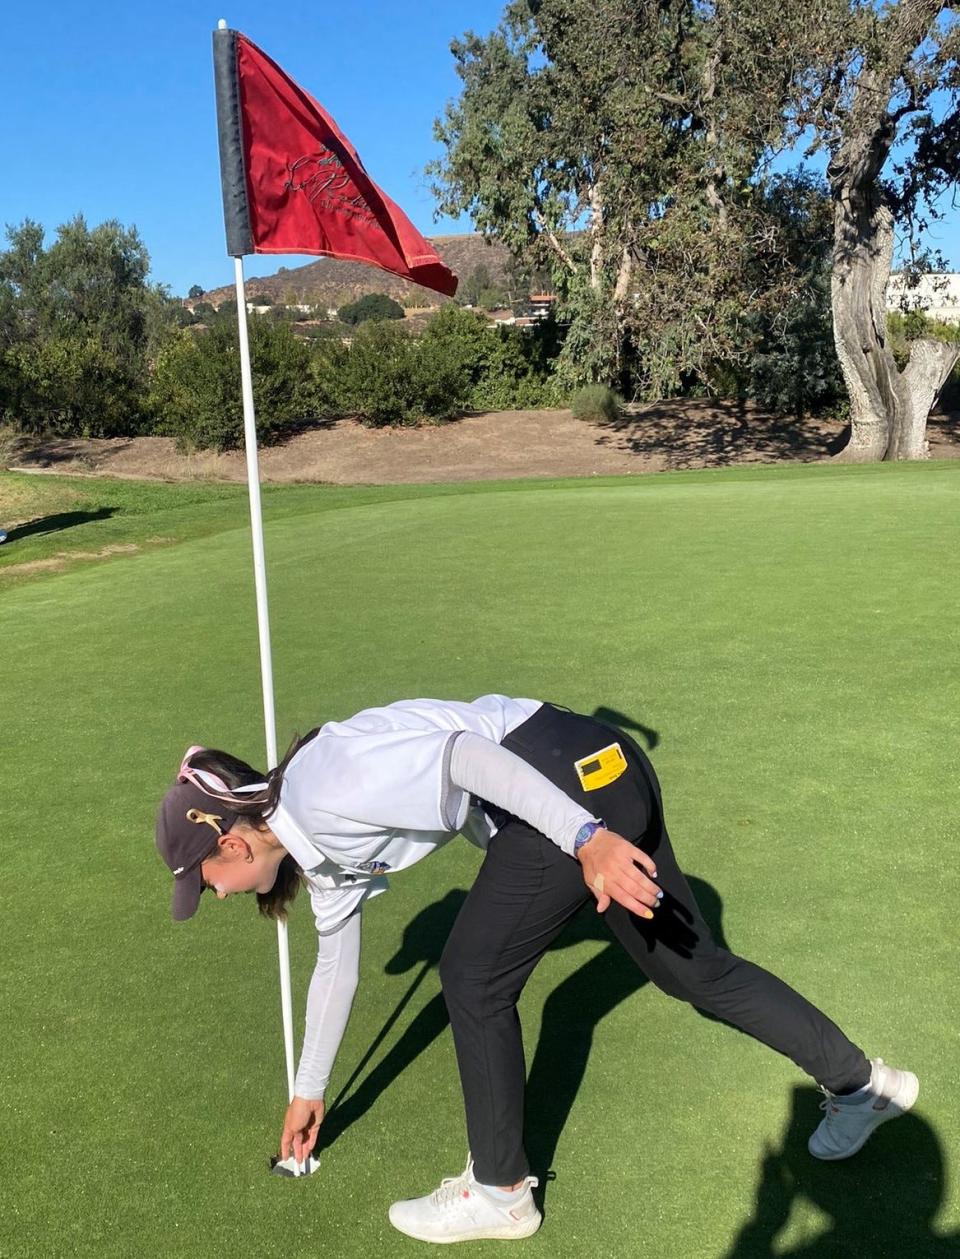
[{"xmin": 212, "ymin": 28, "xmax": 458, "ymax": 296}]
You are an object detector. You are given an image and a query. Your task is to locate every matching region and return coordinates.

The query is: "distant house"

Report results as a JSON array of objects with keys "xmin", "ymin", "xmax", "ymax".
[
  {"xmin": 886, "ymin": 272, "xmax": 960, "ymax": 325},
  {"xmin": 526, "ymin": 293, "xmax": 557, "ymax": 319},
  {"xmin": 495, "ymin": 292, "xmax": 558, "ymax": 328},
  {"xmin": 245, "ymin": 301, "xmax": 315, "ymax": 316}
]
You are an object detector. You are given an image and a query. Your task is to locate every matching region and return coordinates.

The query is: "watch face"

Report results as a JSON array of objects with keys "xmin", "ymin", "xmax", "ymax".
[{"xmin": 575, "ymin": 823, "xmax": 598, "ymax": 849}]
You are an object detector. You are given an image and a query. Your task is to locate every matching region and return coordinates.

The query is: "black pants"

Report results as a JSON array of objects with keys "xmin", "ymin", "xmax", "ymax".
[{"xmin": 438, "ymin": 705, "xmax": 871, "ymax": 1186}]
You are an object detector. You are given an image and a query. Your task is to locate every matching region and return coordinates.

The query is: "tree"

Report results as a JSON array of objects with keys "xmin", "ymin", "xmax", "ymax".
[
  {"xmin": 150, "ymin": 317, "xmax": 316, "ymax": 450},
  {"xmin": 0, "ymin": 215, "xmax": 159, "ymax": 435},
  {"xmin": 431, "ymin": 1, "xmax": 831, "ymax": 396},
  {"xmin": 796, "ymin": 1, "xmax": 960, "ymax": 460},
  {"xmin": 337, "ymin": 292, "xmax": 406, "ymax": 324},
  {"xmin": 459, "ymin": 263, "xmax": 489, "ymax": 306},
  {"xmin": 188, "ymin": 284, "xmax": 205, "ymax": 300},
  {"xmin": 458, "ymin": 262, "xmax": 511, "ymax": 310},
  {"xmin": 432, "ymin": 0, "xmax": 958, "ymax": 450},
  {"xmin": 736, "ymin": 171, "xmax": 845, "ymax": 416}
]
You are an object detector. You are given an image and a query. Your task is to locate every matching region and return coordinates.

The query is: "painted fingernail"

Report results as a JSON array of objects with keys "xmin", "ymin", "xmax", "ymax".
[
  {"xmin": 644, "ymin": 909, "xmax": 654, "ymax": 919},
  {"xmin": 657, "ymin": 890, "xmax": 664, "ymax": 900}
]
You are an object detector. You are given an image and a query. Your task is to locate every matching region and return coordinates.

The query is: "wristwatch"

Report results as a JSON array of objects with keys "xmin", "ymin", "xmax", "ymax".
[{"xmin": 573, "ymin": 820, "xmax": 604, "ymax": 857}]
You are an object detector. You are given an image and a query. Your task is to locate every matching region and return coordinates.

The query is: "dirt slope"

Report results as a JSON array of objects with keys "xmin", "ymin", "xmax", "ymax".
[{"xmin": 6, "ymin": 401, "xmax": 959, "ymax": 486}]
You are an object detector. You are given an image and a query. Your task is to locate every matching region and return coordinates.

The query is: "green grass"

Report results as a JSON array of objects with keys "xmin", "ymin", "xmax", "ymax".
[{"xmin": 1, "ymin": 461, "xmax": 958, "ymax": 1258}]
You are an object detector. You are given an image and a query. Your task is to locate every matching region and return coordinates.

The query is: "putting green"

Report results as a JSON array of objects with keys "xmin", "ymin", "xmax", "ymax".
[{"xmin": 1, "ymin": 461, "xmax": 957, "ymax": 1257}]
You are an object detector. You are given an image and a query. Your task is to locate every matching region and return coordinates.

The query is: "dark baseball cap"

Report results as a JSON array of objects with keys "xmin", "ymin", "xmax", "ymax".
[{"xmin": 156, "ymin": 780, "xmax": 240, "ymax": 922}]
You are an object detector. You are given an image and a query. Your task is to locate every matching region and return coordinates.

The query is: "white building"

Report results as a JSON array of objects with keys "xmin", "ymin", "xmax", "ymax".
[{"xmin": 886, "ymin": 272, "xmax": 960, "ymax": 325}]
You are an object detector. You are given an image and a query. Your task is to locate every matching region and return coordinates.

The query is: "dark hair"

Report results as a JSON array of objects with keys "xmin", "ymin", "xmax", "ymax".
[{"xmin": 186, "ymin": 729, "xmax": 320, "ymax": 921}]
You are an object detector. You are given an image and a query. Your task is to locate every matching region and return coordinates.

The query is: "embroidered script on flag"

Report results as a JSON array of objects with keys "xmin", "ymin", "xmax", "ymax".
[{"xmin": 284, "ymin": 153, "xmax": 377, "ymax": 227}]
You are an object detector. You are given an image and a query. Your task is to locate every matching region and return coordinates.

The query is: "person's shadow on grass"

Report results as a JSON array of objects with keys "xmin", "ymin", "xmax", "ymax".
[
  {"xmin": 591, "ymin": 704, "xmax": 660, "ymax": 751},
  {"xmin": 723, "ymin": 1087, "xmax": 956, "ymax": 1257},
  {"xmin": 319, "ymin": 873, "xmax": 734, "ymax": 1210},
  {"xmin": 522, "ymin": 873, "xmax": 731, "ymax": 1207}
]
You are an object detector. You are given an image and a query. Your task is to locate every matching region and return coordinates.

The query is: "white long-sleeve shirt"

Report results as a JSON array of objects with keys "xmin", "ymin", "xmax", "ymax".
[{"xmin": 265, "ymin": 696, "xmax": 599, "ymax": 1098}]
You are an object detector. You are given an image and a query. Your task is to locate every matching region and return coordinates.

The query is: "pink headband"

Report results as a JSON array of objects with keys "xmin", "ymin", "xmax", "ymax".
[{"xmin": 177, "ymin": 746, "xmax": 269, "ymax": 801}]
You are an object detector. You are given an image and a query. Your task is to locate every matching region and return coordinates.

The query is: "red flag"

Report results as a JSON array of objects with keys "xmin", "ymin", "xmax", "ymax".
[{"xmin": 213, "ymin": 31, "xmax": 457, "ymax": 297}]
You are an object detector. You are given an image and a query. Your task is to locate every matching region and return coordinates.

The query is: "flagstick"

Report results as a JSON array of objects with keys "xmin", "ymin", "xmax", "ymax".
[
  {"xmin": 232, "ymin": 255, "xmax": 303, "ymax": 1175},
  {"xmin": 213, "ymin": 20, "xmax": 453, "ymax": 1180}
]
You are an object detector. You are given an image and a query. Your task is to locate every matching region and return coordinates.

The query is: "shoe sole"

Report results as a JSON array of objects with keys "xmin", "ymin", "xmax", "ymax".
[
  {"xmin": 387, "ymin": 1209, "xmax": 542, "ymax": 1244},
  {"xmin": 809, "ymin": 1071, "xmax": 919, "ymax": 1161}
]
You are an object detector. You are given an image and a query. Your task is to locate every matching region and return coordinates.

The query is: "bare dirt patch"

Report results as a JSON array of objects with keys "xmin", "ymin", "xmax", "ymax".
[
  {"xmin": 3, "ymin": 542, "xmax": 144, "ymax": 576},
  {"xmin": 6, "ymin": 401, "xmax": 959, "ymax": 485}
]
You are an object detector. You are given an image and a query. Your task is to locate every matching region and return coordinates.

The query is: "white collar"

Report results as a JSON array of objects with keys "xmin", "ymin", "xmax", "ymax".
[{"xmin": 268, "ymin": 800, "xmax": 328, "ymax": 874}]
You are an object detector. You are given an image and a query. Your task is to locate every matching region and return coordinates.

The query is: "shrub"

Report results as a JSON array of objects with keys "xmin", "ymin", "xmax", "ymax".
[
  {"xmin": 471, "ymin": 326, "xmax": 559, "ymax": 409},
  {"xmin": 150, "ymin": 318, "xmax": 316, "ymax": 451},
  {"xmin": 571, "ymin": 384, "xmax": 621, "ymax": 424},
  {"xmin": 420, "ymin": 305, "xmax": 488, "ymax": 382},
  {"xmin": 337, "ymin": 292, "xmax": 405, "ymax": 325},
  {"xmin": 887, "ymin": 309, "xmax": 960, "ymax": 370},
  {"xmin": 307, "ymin": 308, "xmax": 562, "ymax": 427},
  {"xmin": 332, "ymin": 320, "xmax": 467, "ymax": 426},
  {"xmin": 297, "ymin": 321, "xmax": 349, "ymax": 342},
  {"xmin": 1, "ymin": 336, "xmax": 148, "ymax": 437},
  {"xmin": 421, "ymin": 306, "xmax": 559, "ymax": 410},
  {"xmin": 415, "ymin": 336, "xmax": 473, "ymax": 420}
]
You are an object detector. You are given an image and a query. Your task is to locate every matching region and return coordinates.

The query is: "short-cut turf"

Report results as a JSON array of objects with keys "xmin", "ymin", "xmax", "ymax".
[{"xmin": 1, "ymin": 461, "xmax": 958, "ymax": 1258}]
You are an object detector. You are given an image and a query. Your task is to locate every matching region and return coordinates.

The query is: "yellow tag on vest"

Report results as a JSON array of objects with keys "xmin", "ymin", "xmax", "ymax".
[{"xmin": 574, "ymin": 742, "xmax": 628, "ymax": 791}]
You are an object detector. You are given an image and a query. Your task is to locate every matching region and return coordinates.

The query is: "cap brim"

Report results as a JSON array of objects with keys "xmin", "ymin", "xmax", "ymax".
[{"xmin": 171, "ymin": 867, "xmax": 203, "ymax": 922}]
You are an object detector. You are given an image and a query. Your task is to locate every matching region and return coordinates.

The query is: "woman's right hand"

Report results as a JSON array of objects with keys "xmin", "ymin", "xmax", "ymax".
[
  {"xmin": 576, "ymin": 827, "xmax": 661, "ymax": 916},
  {"xmin": 280, "ymin": 1095, "xmax": 326, "ymax": 1164}
]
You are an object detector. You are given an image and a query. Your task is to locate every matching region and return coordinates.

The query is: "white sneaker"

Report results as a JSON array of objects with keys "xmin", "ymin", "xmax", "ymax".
[
  {"xmin": 388, "ymin": 1158, "xmax": 541, "ymax": 1243},
  {"xmin": 808, "ymin": 1058, "xmax": 919, "ymax": 1160}
]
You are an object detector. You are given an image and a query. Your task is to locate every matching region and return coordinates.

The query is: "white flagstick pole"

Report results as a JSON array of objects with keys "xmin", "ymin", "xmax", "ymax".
[{"xmin": 231, "ymin": 255, "xmax": 302, "ymax": 1175}]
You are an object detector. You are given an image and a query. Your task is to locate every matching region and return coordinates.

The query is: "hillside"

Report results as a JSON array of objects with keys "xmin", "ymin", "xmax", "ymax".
[{"xmin": 200, "ymin": 234, "xmax": 515, "ymax": 308}]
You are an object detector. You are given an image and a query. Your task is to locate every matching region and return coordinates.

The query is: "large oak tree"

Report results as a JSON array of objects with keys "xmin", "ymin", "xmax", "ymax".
[{"xmin": 433, "ymin": 0, "xmax": 959, "ymax": 458}]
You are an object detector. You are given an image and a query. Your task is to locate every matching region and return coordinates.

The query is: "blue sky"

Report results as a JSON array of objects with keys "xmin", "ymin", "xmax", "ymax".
[{"xmin": 2, "ymin": 1, "xmax": 957, "ymax": 296}]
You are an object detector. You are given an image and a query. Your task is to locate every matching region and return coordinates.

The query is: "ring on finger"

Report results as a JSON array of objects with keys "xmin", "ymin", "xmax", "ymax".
[{"xmin": 593, "ymin": 873, "xmax": 605, "ymax": 894}]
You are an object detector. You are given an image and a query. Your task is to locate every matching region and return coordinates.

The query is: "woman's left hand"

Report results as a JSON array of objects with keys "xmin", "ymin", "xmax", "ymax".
[{"xmin": 576, "ymin": 828, "xmax": 661, "ymax": 916}]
